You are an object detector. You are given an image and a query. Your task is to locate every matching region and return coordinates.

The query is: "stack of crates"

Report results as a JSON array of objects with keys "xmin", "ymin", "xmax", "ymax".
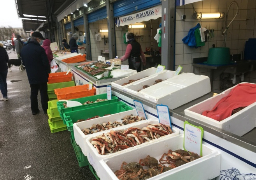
[
  {"xmin": 47, "ymin": 100, "xmax": 67, "ymax": 133},
  {"xmin": 47, "ymin": 72, "xmax": 73, "ymax": 100}
]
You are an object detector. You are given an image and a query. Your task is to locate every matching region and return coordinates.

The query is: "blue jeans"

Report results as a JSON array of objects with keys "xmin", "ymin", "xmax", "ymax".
[{"xmin": 0, "ymin": 70, "xmax": 8, "ymax": 98}]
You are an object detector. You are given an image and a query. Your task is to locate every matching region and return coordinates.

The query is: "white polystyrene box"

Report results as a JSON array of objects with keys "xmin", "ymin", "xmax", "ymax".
[
  {"xmin": 111, "ymin": 67, "xmax": 157, "ymax": 91},
  {"xmin": 86, "ymin": 122, "xmax": 180, "ymax": 173},
  {"xmin": 123, "ymin": 70, "xmax": 176, "ymax": 96},
  {"xmin": 184, "ymin": 82, "xmax": 256, "ymax": 136},
  {"xmin": 97, "ymin": 135, "xmax": 220, "ymax": 180},
  {"xmin": 139, "ymin": 73, "xmax": 211, "ymax": 109},
  {"xmin": 73, "ymin": 109, "xmax": 148, "ymax": 156}
]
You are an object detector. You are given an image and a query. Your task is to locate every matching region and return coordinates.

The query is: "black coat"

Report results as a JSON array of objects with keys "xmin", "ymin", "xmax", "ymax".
[
  {"xmin": 0, "ymin": 47, "xmax": 9, "ymax": 72},
  {"xmin": 21, "ymin": 41, "xmax": 50, "ymax": 84},
  {"xmin": 69, "ymin": 37, "xmax": 78, "ymax": 51}
]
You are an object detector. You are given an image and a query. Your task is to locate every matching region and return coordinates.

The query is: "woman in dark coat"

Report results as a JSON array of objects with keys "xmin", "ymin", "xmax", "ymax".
[{"xmin": 0, "ymin": 43, "xmax": 9, "ymax": 101}]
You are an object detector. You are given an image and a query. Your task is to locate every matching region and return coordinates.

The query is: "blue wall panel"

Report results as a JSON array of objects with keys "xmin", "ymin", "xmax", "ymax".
[
  {"xmin": 74, "ymin": 17, "xmax": 84, "ymax": 26},
  {"xmin": 65, "ymin": 22, "xmax": 71, "ymax": 30},
  {"xmin": 113, "ymin": 0, "xmax": 161, "ymax": 17},
  {"xmin": 88, "ymin": 7, "xmax": 107, "ymax": 23}
]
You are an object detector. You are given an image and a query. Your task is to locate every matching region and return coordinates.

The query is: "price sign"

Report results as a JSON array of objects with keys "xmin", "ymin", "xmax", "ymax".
[
  {"xmin": 156, "ymin": 65, "xmax": 165, "ymax": 73},
  {"xmin": 134, "ymin": 100, "xmax": 147, "ymax": 119},
  {"xmin": 183, "ymin": 121, "xmax": 204, "ymax": 156},
  {"xmin": 121, "ymin": 65, "xmax": 129, "ymax": 70},
  {"xmin": 88, "ymin": 82, "xmax": 93, "ymax": 90},
  {"xmin": 175, "ymin": 65, "xmax": 183, "ymax": 75},
  {"xmin": 156, "ymin": 104, "xmax": 172, "ymax": 128},
  {"xmin": 98, "ymin": 56, "xmax": 102, "ymax": 61},
  {"xmin": 66, "ymin": 68, "xmax": 71, "ymax": 75},
  {"xmin": 107, "ymin": 85, "xmax": 111, "ymax": 100},
  {"xmin": 101, "ymin": 57, "xmax": 106, "ymax": 63}
]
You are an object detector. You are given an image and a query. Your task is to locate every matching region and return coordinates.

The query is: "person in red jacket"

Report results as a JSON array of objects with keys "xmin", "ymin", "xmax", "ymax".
[{"xmin": 42, "ymin": 39, "xmax": 53, "ymax": 64}]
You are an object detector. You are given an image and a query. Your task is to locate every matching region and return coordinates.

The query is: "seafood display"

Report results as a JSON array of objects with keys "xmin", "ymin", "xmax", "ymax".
[
  {"xmin": 114, "ymin": 150, "xmax": 201, "ymax": 180},
  {"xmin": 77, "ymin": 62, "xmax": 111, "ymax": 77},
  {"xmin": 63, "ymin": 99, "xmax": 108, "ymax": 108},
  {"xmin": 122, "ymin": 79, "xmax": 142, "ymax": 86},
  {"xmin": 91, "ymin": 123, "xmax": 173, "ymax": 155},
  {"xmin": 82, "ymin": 115, "xmax": 145, "ymax": 135},
  {"xmin": 159, "ymin": 149, "xmax": 201, "ymax": 168},
  {"xmin": 138, "ymin": 79, "xmax": 163, "ymax": 92},
  {"xmin": 115, "ymin": 156, "xmax": 171, "ymax": 180}
]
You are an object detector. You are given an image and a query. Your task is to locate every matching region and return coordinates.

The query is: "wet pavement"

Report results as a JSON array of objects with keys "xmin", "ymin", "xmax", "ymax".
[{"xmin": 0, "ymin": 52, "xmax": 96, "ymax": 180}]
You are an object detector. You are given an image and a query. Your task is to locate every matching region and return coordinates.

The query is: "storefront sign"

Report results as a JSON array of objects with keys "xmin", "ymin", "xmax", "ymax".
[
  {"xmin": 183, "ymin": 121, "xmax": 204, "ymax": 156},
  {"xmin": 134, "ymin": 100, "xmax": 147, "ymax": 119},
  {"xmin": 117, "ymin": 5, "xmax": 162, "ymax": 27},
  {"xmin": 156, "ymin": 104, "xmax": 172, "ymax": 128},
  {"xmin": 107, "ymin": 85, "xmax": 112, "ymax": 100}
]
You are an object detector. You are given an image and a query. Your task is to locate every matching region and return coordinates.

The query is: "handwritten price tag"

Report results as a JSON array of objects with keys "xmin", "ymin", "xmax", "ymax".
[
  {"xmin": 107, "ymin": 85, "xmax": 111, "ymax": 100},
  {"xmin": 156, "ymin": 105, "xmax": 172, "ymax": 128},
  {"xmin": 156, "ymin": 65, "xmax": 165, "ymax": 73},
  {"xmin": 183, "ymin": 121, "xmax": 204, "ymax": 156},
  {"xmin": 134, "ymin": 100, "xmax": 147, "ymax": 120},
  {"xmin": 121, "ymin": 65, "xmax": 129, "ymax": 70}
]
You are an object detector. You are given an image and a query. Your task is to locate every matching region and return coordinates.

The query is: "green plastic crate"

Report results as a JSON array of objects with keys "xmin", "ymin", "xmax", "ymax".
[
  {"xmin": 63, "ymin": 101, "xmax": 133, "ymax": 131},
  {"xmin": 47, "ymin": 81, "xmax": 75, "ymax": 92},
  {"xmin": 48, "ymin": 91, "xmax": 57, "ymax": 99},
  {"xmin": 48, "ymin": 122, "xmax": 67, "ymax": 133},
  {"xmin": 71, "ymin": 136, "xmax": 89, "ymax": 167},
  {"xmin": 48, "ymin": 119, "xmax": 66, "ymax": 129},
  {"xmin": 57, "ymin": 94, "xmax": 119, "ymax": 122},
  {"xmin": 48, "ymin": 100, "xmax": 60, "ymax": 118},
  {"xmin": 89, "ymin": 164, "xmax": 100, "ymax": 180},
  {"xmin": 47, "ymin": 110, "xmax": 62, "ymax": 122}
]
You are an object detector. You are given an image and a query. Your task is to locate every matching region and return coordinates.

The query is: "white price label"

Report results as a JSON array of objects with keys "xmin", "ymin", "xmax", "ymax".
[
  {"xmin": 101, "ymin": 57, "xmax": 106, "ymax": 63},
  {"xmin": 121, "ymin": 65, "xmax": 129, "ymax": 70},
  {"xmin": 156, "ymin": 65, "xmax": 165, "ymax": 73},
  {"xmin": 175, "ymin": 65, "xmax": 183, "ymax": 75},
  {"xmin": 134, "ymin": 100, "xmax": 147, "ymax": 120},
  {"xmin": 98, "ymin": 56, "xmax": 102, "ymax": 61},
  {"xmin": 156, "ymin": 105, "xmax": 171, "ymax": 127},
  {"xmin": 107, "ymin": 85, "xmax": 111, "ymax": 100},
  {"xmin": 184, "ymin": 121, "xmax": 203, "ymax": 156}
]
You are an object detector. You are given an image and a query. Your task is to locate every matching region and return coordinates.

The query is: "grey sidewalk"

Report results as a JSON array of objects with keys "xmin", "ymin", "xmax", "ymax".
[{"xmin": 0, "ymin": 65, "xmax": 95, "ymax": 180}]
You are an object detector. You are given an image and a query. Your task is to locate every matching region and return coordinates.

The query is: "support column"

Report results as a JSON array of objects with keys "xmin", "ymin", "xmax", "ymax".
[
  {"xmin": 57, "ymin": 20, "xmax": 62, "ymax": 50},
  {"xmin": 71, "ymin": 15, "xmax": 75, "ymax": 34},
  {"xmin": 161, "ymin": 0, "xmax": 176, "ymax": 70},
  {"xmin": 83, "ymin": 10, "xmax": 92, "ymax": 60},
  {"xmin": 106, "ymin": 0, "xmax": 116, "ymax": 59}
]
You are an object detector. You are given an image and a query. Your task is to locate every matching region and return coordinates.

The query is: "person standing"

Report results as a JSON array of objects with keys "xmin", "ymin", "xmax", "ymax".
[
  {"xmin": 11, "ymin": 38, "xmax": 15, "ymax": 51},
  {"xmin": 0, "ymin": 43, "xmax": 9, "ymax": 101},
  {"xmin": 42, "ymin": 39, "xmax": 53, "ymax": 65},
  {"xmin": 120, "ymin": 33, "xmax": 146, "ymax": 72},
  {"xmin": 62, "ymin": 39, "xmax": 70, "ymax": 50},
  {"xmin": 14, "ymin": 35, "xmax": 23, "ymax": 58},
  {"xmin": 69, "ymin": 33, "xmax": 79, "ymax": 53},
  {"xmin": 21, "ymin": 32, "xmax": 50, "ymax": 115}
]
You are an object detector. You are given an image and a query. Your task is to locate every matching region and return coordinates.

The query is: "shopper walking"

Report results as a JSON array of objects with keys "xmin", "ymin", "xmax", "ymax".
[
  {"xmin": 14, "ymin": 35, "xmax": 23, "ymax": 58},
  {"xmin": 69, "ymin": 33, "xmax": 79, "ymax": 53},
  {"xmin": 42, "ymin": 39, "xmax": 53, "ymax": 65},
  {"xmin": 0, "ymin": 43, "xmax": 9, "ymax": 101},
  {"xmin": 20, "ymin": 32, "xmax": 50, "ymax": 115},
  {"xmin": 121, "ymin": 33, "xmax": 146, "ymax": 72},
  {"xmin": 62, "ymin": 39, "xmax": 70, "ymax": 50},
  {"xmin": 11, "ymin": 38, "xmax": 15, "ymax": 51}
]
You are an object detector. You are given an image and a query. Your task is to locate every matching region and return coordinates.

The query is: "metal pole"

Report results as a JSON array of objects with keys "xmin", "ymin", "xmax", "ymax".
[
  {"xmin": 161, "ymin": 0, "xmax": 176, "ymax": 70},
  {"xmin": 71, "ymin": 15, "xmax": 75, "ymax": 34},
  {"xmin": 83, "ymin": 9, "xmax": 92, "ymax": 60},
  {"xmin": 106, "ymin": 0, "xmax": 116, "ymax": 59}
]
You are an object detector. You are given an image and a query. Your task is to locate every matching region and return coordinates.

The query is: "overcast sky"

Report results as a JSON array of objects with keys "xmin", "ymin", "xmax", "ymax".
[{"xmin": 0, "ymin": 0, "xmax": 22, "ymax": 28}]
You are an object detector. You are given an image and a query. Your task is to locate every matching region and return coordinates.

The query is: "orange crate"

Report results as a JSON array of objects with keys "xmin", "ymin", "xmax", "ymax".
[
  {"xmin": 54, "ymin": 84, "xmax": 96, "ymax": 100},
  {"xmin": 48, "ymin": 72, "xmax": 73, "ymax": 84},
  {"xmin": 62, "ymin": 54, "xmax": 86, "ymax": 63}
]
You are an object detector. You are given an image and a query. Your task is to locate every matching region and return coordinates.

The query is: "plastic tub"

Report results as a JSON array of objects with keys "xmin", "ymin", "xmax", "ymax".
[
  {"xmin": 73, "ymin": 109, "xmax": 148, "ymax": 156},
  {"xmin": 185, "ymin": 82, "xmax": 256, "ymax": 136},
  {"xmin": 63, "ymin": 101, "xmax": 133, "ymax": 131},
  {"xmin": 54, "ymin": 84, "xmax": 96, "ymax": 100},
  {"xmin": 57, "ymin": 94, "xmax": 119, "ymax": 121},
  {"xmin": 48, "ymin": 72, "xmax": 73, "ymax": 84},
  {"xmin": 48, "ymin": 118, "xmax": 66, "ymax": 129},
  {"xmin": 86, "ymin": 122, "xmax": 180, "ymax": 174},
  {"xmin": 97, "ymin": 135, "xmax": 220, "ymax": 180},
  {"xmin": 48, "ymin": 100, "xmax": 60, "ymax": 118},
  {"xmin": 70, "ymin": 136, "xmax": 89, "ymax": 167}
]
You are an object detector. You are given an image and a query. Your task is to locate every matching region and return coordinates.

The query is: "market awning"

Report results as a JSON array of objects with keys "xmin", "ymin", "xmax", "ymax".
[
  {"xmin": 116, "ymin": 5, "xmax": 162, "ymax": 27},
  {"xmin": 176, "ymin": 0, "xmax": 203, "ymax": 6},
  {"xmin": 22, "ymin": 20, "xmax": 43, "ymax": 32}
]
